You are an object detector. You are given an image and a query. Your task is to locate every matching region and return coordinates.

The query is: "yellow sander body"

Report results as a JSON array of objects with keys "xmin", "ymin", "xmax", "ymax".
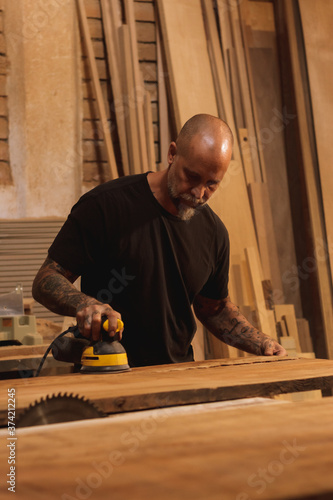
[{"xmin": 80, "ymin": 318, "xmax": 131, "ymax": 373}]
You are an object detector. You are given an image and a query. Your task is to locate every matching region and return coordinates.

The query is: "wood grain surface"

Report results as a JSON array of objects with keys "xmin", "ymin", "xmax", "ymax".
[
  {"xmin": 1, "ymin": 357, "xmax": 333, "ymax": 425},
  {"xmin": 1, "ymin": 396, "xmax": 333, "ymax": 499},
  {"xmin": 156, "ymin": 0, "xmax": 217, "ymax": 131}
]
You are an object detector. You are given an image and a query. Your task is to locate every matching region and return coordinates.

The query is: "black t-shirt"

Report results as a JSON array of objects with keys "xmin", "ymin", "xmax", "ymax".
[{"xmin": 48, "ymin": 173, "xmax": 230, "ymax": 366}]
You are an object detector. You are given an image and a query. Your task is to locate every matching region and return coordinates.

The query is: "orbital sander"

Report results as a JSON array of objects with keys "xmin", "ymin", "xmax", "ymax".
[
  {"xmin": 80, "ymin": 318, "xmax": 130, "ymax": 373},
  {"xmin": 35, "ymin": 316, "xmax": 131, "ymax": 376}
]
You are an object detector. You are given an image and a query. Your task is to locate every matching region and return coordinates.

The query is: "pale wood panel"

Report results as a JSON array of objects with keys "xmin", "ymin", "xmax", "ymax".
[
  {"xmin": 248, "ymin": 181, "xmax": 284, "ymax": 299},
  {"xmin": 274, "ymin": 304, "xmax": 301, "ymax": 353},
  {"xmin": 299, "ymin": 0, "xmax": 333, "ymax": 286},
  {"xmin": 245, "ymin": 246, "xmax": 277, "ymax": 339},
  {"xmin": 156, "ymin": 0, "xmax": 217, "ymax": 132},
  {"xmin": 208, "ymin": 160, "xmax": 259, "ymax": 307},
  {"xmin": 3, "ymin": 397, "xmax": 333, "ymax": 499}
]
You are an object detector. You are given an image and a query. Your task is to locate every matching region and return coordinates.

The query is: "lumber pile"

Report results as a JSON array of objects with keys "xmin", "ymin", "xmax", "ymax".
[
  {"xmin": 154, "ymin": 0, "xmax": 332, "ymax": 363},
  {"xmin": 78, "ymin": 0, "xmax": 156, "ymax": 184}
]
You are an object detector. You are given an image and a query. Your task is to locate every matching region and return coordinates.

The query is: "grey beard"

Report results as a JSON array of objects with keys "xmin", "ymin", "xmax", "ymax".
[
  {"xmin": 177, "ymin": 204, "xmax": 197, "ymax": 221},
  {"xmin": 168, "ymin": 186, "xmax": 199, "ymax": 220}
]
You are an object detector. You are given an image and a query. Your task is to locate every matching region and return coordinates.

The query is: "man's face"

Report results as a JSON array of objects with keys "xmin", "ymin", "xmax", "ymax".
[{"xmin": 167, "ymin": 139, "xmax": 231, "ymax": 221}]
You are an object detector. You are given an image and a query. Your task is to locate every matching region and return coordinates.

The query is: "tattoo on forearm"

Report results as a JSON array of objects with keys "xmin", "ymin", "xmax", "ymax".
[
  {"xmin": 195, "ymin": 296, "xmax": 273, "ymax": 356},
  {"xmin": 32, "ymin": 257, "xmax": 98, "ymax": 317}
]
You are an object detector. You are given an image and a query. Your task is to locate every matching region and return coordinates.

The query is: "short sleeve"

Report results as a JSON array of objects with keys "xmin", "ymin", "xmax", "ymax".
[
  {"xmin": 198, "ymin": 219, "xmax": 230, "ymax": 300},
  {"xmin": 48, "ymin": 195, "xmax": 107, "ymax": 276}
]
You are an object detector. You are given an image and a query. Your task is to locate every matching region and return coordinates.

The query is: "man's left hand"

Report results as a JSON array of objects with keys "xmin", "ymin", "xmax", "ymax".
[{"xmin": 262, "ymin": 338, "xmax": 287, "ymax": 356}]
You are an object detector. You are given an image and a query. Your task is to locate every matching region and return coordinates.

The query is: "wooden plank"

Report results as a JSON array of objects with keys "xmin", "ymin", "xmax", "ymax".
[
  {"xmin": 2, "ymin": 357, "xmax": 333, "ymax": 425},
  {"xmin": 156, "ymin": 18, "xmax": 172, "ymax": 168},
  {"xmin": 274, "ymin": 304, "xmax": 301, "ymax": 353},
  {"xmin": 297, "ymin": 318, "xmax": 313, "ymax": 353},
  {"xmin": 248, "ymin": 181, "xmax": 284, "ymax": 299},
  {"xmin": 156, "ymin": 0, "xmax": 217, "ymax": 131},
  {"xmin": 248, "ymin": 0, "xmax": 275, "ymax": 32},
  {"xmin": 245, "ymin": 246, "xmax": 277, "ymax": 339},
  {"xmin": 228, "ymin": 3, "xmax": 262, "ymax": 181},
  {"xmin": 238, "ymin": 128, "xmax": 255, "ymax": 184},
  {"xmin": 119, "ymin": 24, "xmax": 142, "ymax": 175},
  {"xmin": 238, "ymin": 0, "xmax": 276, "ymax": 184},
  {"xmin": 208, "ymin": 160, "xmax": 259, "ymax": 304},
  {"xmin": 216, "ymin": 0, "xmax": 233, "ymax": 86},
  {"xmin": 3, "ymin": 398, "xmax": 333, "ymax": 499},
  {"xmin": 134, "ymin": 1, "xmax": 155, "ymax": 22},
  {"xmin": 124, "ymin": 0, "xmax": 149, "ymax": 172},
  {"xmin": 138, "ymin": 41, "xmax": 156, "ymax": 61},
  {"xmin": 100, "ymin": 0, "xmax": 130, "ymax": 175},
  {"xmin": 299, "ymin": 0, "xmax": 333, "ymax": 287},
  {"xmin": 135, "ymin": 21, "xmax": 156, "ymax": 42},
  {"xmin": 143, "ymin": 90, "xmax": 156, "ymax": 171},
  {"xmin": 1, "ymin": 398, "xmax": 333, "ymax": 500},
  {"xmin": 283, "ymin": 0, "xmax": 333, "ymax": 359},
  {"xmin": 84, "ymin": 0, "xmax": 101, "ymax": 18},
  {"xmin": 76, "ymin": 0, "xmax": 118, "ymax": 179},
  {"xmin": 246, "ymin": 44, "xmax": 301, "ymax": 312},
  {"xmin": 201, "ymin": 0, "xmax": 242, "ymax": 165},
  {"xmin": 279, "ymin": 335, "xmax": 297, "ymax": 356}
]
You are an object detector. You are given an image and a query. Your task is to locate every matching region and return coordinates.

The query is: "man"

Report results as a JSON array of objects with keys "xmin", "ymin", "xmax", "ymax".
[{"xmin": 32, "ymin": 114, "xmax": 287, "ymax": 366}]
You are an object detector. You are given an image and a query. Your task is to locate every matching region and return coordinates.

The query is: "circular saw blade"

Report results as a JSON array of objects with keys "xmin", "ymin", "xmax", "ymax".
[{"xmin": 17, "ymin": 393, "xmax": 106, "ymax": 428}]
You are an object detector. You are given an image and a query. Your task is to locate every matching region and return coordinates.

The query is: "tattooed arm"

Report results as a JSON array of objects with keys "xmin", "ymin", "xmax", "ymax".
[
  {"xmin": 32, "ymin": 257, "xmax": 122, "ymax": 340},
  {"xmin": 193, "ymin": 294, "xmax": 287, "ymax": 356}
]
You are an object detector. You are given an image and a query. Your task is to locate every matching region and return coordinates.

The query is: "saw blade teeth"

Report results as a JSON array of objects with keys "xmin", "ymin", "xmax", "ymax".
[{"xmin": 16, "ymin": 392, "xmax": 107, "ymax": 428}]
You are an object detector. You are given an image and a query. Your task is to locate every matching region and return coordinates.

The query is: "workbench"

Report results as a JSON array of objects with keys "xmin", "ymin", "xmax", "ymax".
[
  {"xmin": 1, "ymin": 395, "xmax": 333, "ymax": 499},
  {"xmin": 1, "ymin": 356, "xmax": 333, "ymax": 499}
]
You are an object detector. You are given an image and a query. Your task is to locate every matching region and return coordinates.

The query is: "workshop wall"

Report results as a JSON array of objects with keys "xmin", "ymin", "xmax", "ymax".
[{"xmin": 1, "ymin": 0, "xmax": 81, "ymax": 218}]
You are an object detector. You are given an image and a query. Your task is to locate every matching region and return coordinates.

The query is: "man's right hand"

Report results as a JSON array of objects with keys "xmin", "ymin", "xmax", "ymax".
[
  {"xmin": 32, "ymin": 257, "xmax": 123, "ymax": 342},
  {"xmin": 76, "ymin": 302, "xmax": 123, "ymax": 341}
]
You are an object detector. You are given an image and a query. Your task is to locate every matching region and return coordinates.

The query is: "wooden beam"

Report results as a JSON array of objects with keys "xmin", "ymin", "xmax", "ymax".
[
  {"xmin": 156, "ymin": 17, "xmax": 172, "ymax": 169},
  {"xmin": 143, "ymin": 90, "xmax": 156, "ymax": 171},
  {"xmin": 274, "ymin": 304, "xmax": 301, "ymax": 353},
  {"xmin": 123, "ymin": 0, "xmax": 149, "ymax": 172},
  {"xmin": 282, "ymin": 0, "xmax": 333, "ymax": 359},
  {"xmin": 100, "ymin": 0, "xmax": 130, "ymax": 175},
  {"xmin": 2, "ymin": 357, "xmax": 333, "ymax": 426},
  {"xmin": 248, "ymin": 181, "xmax": 284, "ymax": 299},
  {"xmin": 201, "ymin": 0, "xmax": 242, "ymax": 165},
  {"xmin": 298, "ymin": 0, "xmax": 333, "ymax": 287},
  {"xmin": 227, "ymin": 2, "xmax": 263, "ymax": 181},
  {"xmin": 118, "ymin": 24, "xmax": 142, "ymax": 175},
  {"xmin": 76, "ymin": 0, "xmax": 118, "ymax": 179},
  {"xmin": 7, "ymin": 397, "xmax": 333, "ymax": 499},
  {"xmin": 156, "ymin": 0, "xmax": 217, "ymax": 131},
  {"xmin": 245, "ymin": 246, "xmax": 277, "ymax": 339}
]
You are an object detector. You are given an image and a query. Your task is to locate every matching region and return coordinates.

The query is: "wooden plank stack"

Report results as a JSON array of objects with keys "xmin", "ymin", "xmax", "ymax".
[{"xmin": 80, "ymin": 0, "xmax": 158, "ymax": 187}]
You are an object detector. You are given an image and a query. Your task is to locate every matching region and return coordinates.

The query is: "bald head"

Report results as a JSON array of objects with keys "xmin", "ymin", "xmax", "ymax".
[{"xmin": 175, "ymin": 114, "xmax": 233, "ymax": 158}]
